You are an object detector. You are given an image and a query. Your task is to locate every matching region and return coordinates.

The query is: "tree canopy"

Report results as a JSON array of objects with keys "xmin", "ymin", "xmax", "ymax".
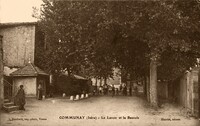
[{"xmin": 35, "ymin": 0, "xmax": 200, "ymax": 81}]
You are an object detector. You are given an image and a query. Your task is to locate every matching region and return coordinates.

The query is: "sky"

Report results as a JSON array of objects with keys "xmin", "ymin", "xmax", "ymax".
[{"xmin": 0, "ymin": 0, "xmax": 43, "ymax": 23}]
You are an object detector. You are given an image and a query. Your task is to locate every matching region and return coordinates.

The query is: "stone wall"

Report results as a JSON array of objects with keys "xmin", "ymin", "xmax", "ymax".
[
  {"xmin": 0, "ymin": 24, "xmax": 35, "ymax": 67},
  {"xmin": 179, "ymin": 71, "xmax": 189, "ymax": 108},
  {"xmin": 178, "ymin": 68, "xmax": 199, "ymax": 117},
  {"xmin": 191, "ymin": 68, "xmax": 199, "ymax": 117},
  {"xmin": 158, "ymin": 81, "xmax": 168, "ymax": 99}
]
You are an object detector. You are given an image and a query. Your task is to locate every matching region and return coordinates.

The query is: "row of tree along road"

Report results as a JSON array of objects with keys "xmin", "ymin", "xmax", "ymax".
[{"xmin": 34, "ymin": 0, "xmax": 200, "ymax": 108}]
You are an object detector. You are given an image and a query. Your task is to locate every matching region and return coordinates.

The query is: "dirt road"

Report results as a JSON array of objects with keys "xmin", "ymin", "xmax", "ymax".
[{"xmin": 0, "ymin": 96, "xmax": 199, "ymax": 126}]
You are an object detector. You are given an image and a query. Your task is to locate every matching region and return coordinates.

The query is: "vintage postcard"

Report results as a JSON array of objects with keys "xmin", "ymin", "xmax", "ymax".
[{"xmin": 0, "ymin": 0, "xmax": 200, "ymax": 126}]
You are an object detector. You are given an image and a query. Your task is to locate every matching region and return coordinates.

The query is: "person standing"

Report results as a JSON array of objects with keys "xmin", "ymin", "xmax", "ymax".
[
  {"xmin": 16, "ymin": 85, "xmax": 26, "ymax": 110},
  {"xmin": 119, "ymin": 84, "xmax": 122, "ymax": 91},
  {"xmin": 99, "ymin": 86, "xmax": 103, "ymax": 95},
  {"xmin": 111, "ymin": 84, "xmax": 115, "ymax": 97},
  {"xmin": 104, "ymin": 84, "xmax": 108, "ymax": 95},
  {"xmin": 103, "ymin": 85, "xmax": 106, "ymax": 95},
  {"xmin": 116, "ymin": 88, "xmax": 119, "ymax": 95},
  {"xmin": 38, "ymin": 84, "xmax": 43, "ymax": 100},
  {"xmin": 134, "ymin": 86, "xmax": 138, "ymax": 96},
  {"xmin": 49, "ymin": 84, "xmax": 54, "ymax": 98},
  {"xmin": 123, "ymin": 85, "xmax": 127, "ymax": 96},
  {"xmin": 129, "ymin": 86, "xmax": 132, "ymax": 96},
  {"xmin": 93, "ymin": 89, "xmax": 96, "ymax": 96},
  {"xmin": 119, "ymin": 84, "xmax": 122, "ymax": 95}
]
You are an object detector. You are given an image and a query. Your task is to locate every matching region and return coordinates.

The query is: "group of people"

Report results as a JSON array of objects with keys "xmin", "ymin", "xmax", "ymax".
[
  {"xmin": 119, "ymin": 84, "xmax": 133, "ymax": 96},
  {"xmin": 120, "ymin": 84, "xmax": 139, "ymax": 96},
  {"xmin": 93, "ymin": 84, "xmax": 138, "ymax": 97},
  {"xmin": 14, "ymin": 84, "xmax": 44, "ymax": 110}
]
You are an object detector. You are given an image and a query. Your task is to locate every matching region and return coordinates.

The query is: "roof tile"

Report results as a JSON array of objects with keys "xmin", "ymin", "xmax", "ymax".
[{"xmin": 10, "ymin": 63, "xmax": 48, "ymax": 76}]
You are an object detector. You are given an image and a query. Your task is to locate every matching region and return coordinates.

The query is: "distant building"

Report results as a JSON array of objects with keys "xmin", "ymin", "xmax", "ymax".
[{"xmin": 91, "ymin": 68, "xmax": 121, "ymax": 88}]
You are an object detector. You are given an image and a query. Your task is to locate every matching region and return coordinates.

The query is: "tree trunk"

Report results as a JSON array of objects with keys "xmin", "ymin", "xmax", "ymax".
[
  {"xmin": 149, "ymin": 57, "xmax": 158, "ymax": 108},
  {"xmin": 0, "ymin": 35, "xmax": 4, "ymax": 108},
  {"xmin": 146, "ymin": 76, "xmax": 150, "ymax": 102},
  {"xmin": 143, "ymin": 76, "xmax": 147, "ymax": 97}
]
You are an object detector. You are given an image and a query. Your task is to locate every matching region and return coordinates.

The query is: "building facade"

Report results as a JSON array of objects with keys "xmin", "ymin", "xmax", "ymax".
[
  {"xmin": 91, "ymin": 68, "xmax": 121, "ymax": 88},
  {"xmin": 0, "ymin": 22, "xmax": 36, "ymax": 68},
  {"xmin": 0, "ymin": 22, "xmax": 49, "ymax": 99}
]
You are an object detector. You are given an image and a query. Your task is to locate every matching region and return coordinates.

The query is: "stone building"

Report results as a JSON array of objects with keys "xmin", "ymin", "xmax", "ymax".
[
  {"xmin": 0, "ymin": 22, "xmax": 49, "ymax": 100},
  {"xmin": 0, "ymin": 22, "xmax": 36, "ymax": 68},
  {"xmin": 10, "ymin": 63, "xmax": 49, "ymax": 97}
]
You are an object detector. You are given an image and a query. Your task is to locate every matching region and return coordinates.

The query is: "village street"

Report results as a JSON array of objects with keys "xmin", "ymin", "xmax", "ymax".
[
  {"xmin": 0, "ymin": 96, "xmax": 199, "ymax": 126},
  {"xmin": 1, "ymin": 1, "xmax": 200, "ymax": 126}
]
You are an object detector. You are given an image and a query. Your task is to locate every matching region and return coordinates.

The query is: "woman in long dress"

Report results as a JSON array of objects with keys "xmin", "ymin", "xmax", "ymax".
[{"xmin": 15, "ymin": 85, "xmax": 26, "ymax": 110}]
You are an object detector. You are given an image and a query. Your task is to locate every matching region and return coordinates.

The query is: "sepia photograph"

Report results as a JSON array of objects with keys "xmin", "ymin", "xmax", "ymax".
[{"xmin": 0, "ymin": 0, "xmax": 200, "ymax": 126}]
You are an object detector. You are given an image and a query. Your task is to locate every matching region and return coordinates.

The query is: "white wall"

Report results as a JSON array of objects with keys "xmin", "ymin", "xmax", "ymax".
[
  {"xmin": 13, "ymin": 77, "xmax": 37, "ymax": 97},
  {"xmin": 91, "ymin": 68, "xmax": 121, "ymax": 87}
]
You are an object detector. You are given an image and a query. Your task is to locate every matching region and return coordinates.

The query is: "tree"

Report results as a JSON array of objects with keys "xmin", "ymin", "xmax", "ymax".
[
  {"xmin": 36, "ymin": 1, "xmax": 95, "ymax": 74},
  {"xmin": 36, "ymin": 1, "xmax": 116, "ymax": 82},
  {"xmin": 107, "ymin": 0, "xmax": 199, "ymax": 107},
  {"xmin": 35, "ymin": 0, "xmax": 200, "ymax": 108}
]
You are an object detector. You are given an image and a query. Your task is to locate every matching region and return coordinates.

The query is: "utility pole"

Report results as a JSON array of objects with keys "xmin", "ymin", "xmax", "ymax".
[{"xmin": 0, "ymin": 35, "xmax": 3, "ymax": 108}]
